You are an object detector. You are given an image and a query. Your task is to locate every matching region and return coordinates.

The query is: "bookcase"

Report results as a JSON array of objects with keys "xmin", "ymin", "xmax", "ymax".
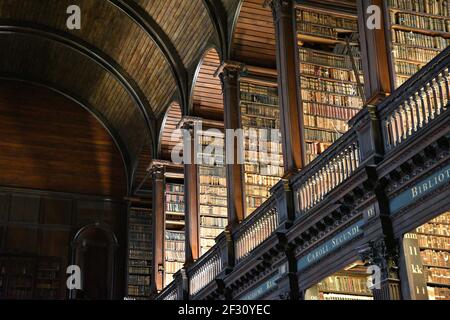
[
  {"xmin": 404, "ymin": 211, "xmax": 450, "ymax": 300},
  {"xmin": 0, "ymin": 255, "xmax": 63, "ymax": 300},
  {"xmin": 295, "ymin": 5, "xmax": 365, "ymax": 163},
  {"xmin": 198, "ymin": 129, "xmax": 228, "ymax": 255},
  {"xmin": 164, "ymin": 182, "xmax": 185, "ymax": 286},
  {"xmin": 127, "ymin": 206, "xmax": 152, "ymax": 299},
  {"xmin": 306, "ymin": 262, "xmax": 374, "ymax": 300},
  {"xmin": 239, "ymin": 81, "xmax": 284, "ymax": 216},
  {"xmin": 386, "ymin": 0, "xmax": 450, "ymax": 88}
]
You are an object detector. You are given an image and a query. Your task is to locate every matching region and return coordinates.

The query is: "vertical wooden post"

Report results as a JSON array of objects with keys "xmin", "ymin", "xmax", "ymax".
[
  {"xmin": 357, "ymin": 0, "xmax": 394, "ymax": 104},
  {"xmin": 182, "ymin": 120, "xmax": 200, "ymax": 265},
  {"xmin": 150, "ymin": 163, "xmax": 165, "ymax": 295},
  {"xmin": 219, "ymin": 63, "xmax": 246, "ymax": 225},
  {"xmin": 270, "ymin": 0, "xmax": 305, "ymax": 174}
]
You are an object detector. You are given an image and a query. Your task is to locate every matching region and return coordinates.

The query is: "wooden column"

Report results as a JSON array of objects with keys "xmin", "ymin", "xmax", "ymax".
[
  {"xmin": 357, "ymin": 0, "xmax": 394, "ymax": 104},
  {"xmin": 150, "ymin": 163, "xmax": 165, "ymax": 295},
  {"xmin": 219, "ymin": 63, "xmax": 246, "ymax": 226},
  {"xmin": 270, "ymin": 0, "xmax": 305, "ymax": 174},
  {"xmin": 182, "ymin": 120, "xmax": 200, "ymax": 265}
]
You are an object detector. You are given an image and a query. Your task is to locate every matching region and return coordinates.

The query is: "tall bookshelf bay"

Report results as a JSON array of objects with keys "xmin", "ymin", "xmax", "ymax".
[
  {"xmin": 198, "ymin": 130, "xmax": 228, "ymax": 256},
  {"xmin": 386, "ymin": 0, "xmax": 450, "ymax": 88},
  {"xmin": 240, "ymin": 81, "xmax": 284, "ymax": 217},
  {"xmin": 296, "ymin": 6, "xmax": 365, "ymax": 164}
]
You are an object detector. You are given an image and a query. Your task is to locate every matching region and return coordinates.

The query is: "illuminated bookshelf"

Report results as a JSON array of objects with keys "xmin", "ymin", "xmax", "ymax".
[
  {"xmin": 198, "ymin": 129, "xmax": 228, "ymax": 256},
  {"xmin": 296, "ymin": 5, "xmax": 365, "ymax": 163},
  {"xmin": 386, "ymin": 0, "xmax": 450, "ymax": 88},
  {"xmin": 164, "ymin": 183, "xmax": 185, "ymax": 286},
  {"xmin": 240, "ymin": 81, "xmax": 284, "ymax": 217},
  {"xmin": 127, "ymin": 206, "xmax": 152, "ymax": 299}
]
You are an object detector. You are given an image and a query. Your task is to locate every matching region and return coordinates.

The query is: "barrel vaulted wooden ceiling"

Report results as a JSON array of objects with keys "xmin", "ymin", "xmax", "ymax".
[
  {"xmin": 0, "ymin": 0, "xmax": 241, "ymax": 191},
  {"xmin": 0, "ymin": 0, "xmax": 356, "ymax": 193}
]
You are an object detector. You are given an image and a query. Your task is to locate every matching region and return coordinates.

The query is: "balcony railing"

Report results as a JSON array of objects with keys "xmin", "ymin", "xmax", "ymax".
[
  {"xmin": 155, "ymin": 46, "xmax": 450, "ymax": 301},
  {"xmin": 380, "ymin": 46, "xmax": 450, "ymax": 153},
  {"xmin": 234, "ymin": 197, "xmax": 279, "ymax": 264},
  {"xmin": 292, "ymin": 129, "xmax": 360, "ymax": 215},
  {"xmin": 187, "ymin": 243, "xmax": 223, "ymax": 297}
]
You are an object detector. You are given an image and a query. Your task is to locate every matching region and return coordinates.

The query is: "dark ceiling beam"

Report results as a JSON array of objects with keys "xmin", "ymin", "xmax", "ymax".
[
  {"xmin": 202, "ymin": 0, "xmax": 229, "ymax": 60},
  {"xmin": 108, "ymin": 0, "xmax": 190, "ymax": 116},
  {"xmin": 0, "ymin": 75, "xmax": 133, "ymax": 195},
  {"xmin": 0, "ymin": 21, "xmax": 157, "ymax": 160}
]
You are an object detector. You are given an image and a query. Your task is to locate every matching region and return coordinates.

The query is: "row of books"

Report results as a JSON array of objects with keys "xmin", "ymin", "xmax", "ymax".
[
  {"xmin": 245, "ymin": 185, "xmax": 270, "ymax": 198},
  {"xmin": 128, "ymin": 285, "xmax": 150, "ymax": 297},
  {"xmin": 303, "ymin": 102, "xmax": 359, "ymax": 121},
  {"xmin": 420, "ymin": 249, "xmax": 450, "ymax": 268},
  {"xmin": 427, "ymin": 267, "xmax": 450, "ymax": 284},
  {"xmin": 417, "ymin": 223, "xmax": 450, "ymax": 237},
  {"xmin": 246, "ymin": 196, "xmax": 266, "ymax": 210},
  {"xmin": 240, "ymin": 92, "xmax": 279, "ymax": 106},
  {"xmin": 129, "ymin": 266, "xmax": 151, "ymax": 275},
  {"xmin": 306, "ymin": 142, "xmax": 332, "ymax": 156},
  {"xmin": 317, "ymin": 275, "xmax": 372, "ymax": 295},
  {"xmin": 166, "ymin": 203, "xmax": 184, "ymax": 213},
  {"xmin": 240, "ymin": 84, "xmax": 279, "ymax": 105},
  {"xmin": 165, "ymin": 261, "xmax": 185, "ymax": 275},
  {"xmin": 128, "ymin": 275, "xmax": 150, "ymax": 286},
  {"xmin": 296, "ymin": 9, "xmax": 358, "ymax": 31},
  {"xmin": 245, "ymin": 149, "xmax": 283, "ymax": 162},
  {"xmin": 417, "ymin": 234, "xmax": 450, "ymax": 250},
  {"xmin": 300, "ymin": 63, "xmax": 361, "ymax": 82},
  {"xmin": 245, "ymin": 173, "xmax": 280, "ymax": 188},
  {"xmin": 242, "ymin": 118, "xmax": 279, "ymax": 129},
  {"xmin": 199, "ymin": 175, "xmax": 226, "ymax": 187},
  {"xmin": 129, "ymin": 259, "xmax": 150, "ymax": 267},
  {"xmin": 387, "ymin": 0, "xmax": 450, "ymax": 16},
  {"xmin": 165, "ymin": 231, "xmax": 185, "ymax": 242},
  {"xmin": 200, "ymin": 185, "xmax": 227, "ymax": 197},
  {"xmin": 201, "ymin": 216, "xmax": 228, "ymax": 229},
  {"xmin": 302, "ymin": 90, "xmax": 362, "ymax": 108},
  {"xmin": 129, "ymin": 217, "xmax": 151, "ymax": 225},
  {"xmin": 166, "ymin": 250, "xmax": 185, "ymax": 262},
  {"xmin": 201, "ymin": 238, "xmax": 217, "ymax": 253},
  {"xmin": 304, "ymin": 114, "xmax": 349, "ymax": 133},
  {"xmin": 305, "ymin": 128, "xmax": 343, "ymax": 143},
  {"xmin": 129, "ymin": 232, "xmax": 151, "ymax": 242},
  {"xmin": 431, "ymin": 214, "xmax": 450, "ymax": 224},
  {"xmin": 392, "ymin": 30, "xmax": 449, "ymax": 49},
  {"xmin": 301, "ymin": 76, "xmax": 359, "ymax": 96},
  {"xmin": 199, "ymin": 195, "xmax": 227, "ymax": 207},
  {"xmin": 242, "ymin": 104, "xmax": 280, "ymax": 118},
  {"xmin": 299, "ymin": 48, "xmax": 362, "ymax": 72},
  {"xmin": 129, "ymin": 241, "xmax": 151, "ymax": 250},
  {"xmin": 393, "ymin": 12, "xmax": 449, "ymax": 32},
  {"xmin": 200, "ymin": 227, "xmax": 223, "ymax": 239},
  {"xmin": 166, "ymin": 184, "xmax": 184, "ymax": 194},
  {"xmin": 297, "ymin": 22, "xmax": 350, "ymax": 40},
  {"xmin": 395, "ymin": 61, "xmax": 422, "ymax": 76},
  {"xmin": 392, "ymin": 44, "xmax": 438, "ymax": 63},
  {"xmin": 244, "ymin": 163, "xmax": 284, "ymax": 177},
  {"xmin": 166, "ymin": 194, "xmax": 184, "ymax": 204},
  {"xmin": 129, "ymin": 224, "xmax": 151, "ymax": 233},
  {"xmin": 427, "ymin": 286, "xmax": 450, "ymax": 300},
  {"xmin": 200, "ymin": 205, "xmax": 227, "ymax": 217},
  {"xmin": 129, "ymin": 249, "xmax": 152, "ymax": 260}
]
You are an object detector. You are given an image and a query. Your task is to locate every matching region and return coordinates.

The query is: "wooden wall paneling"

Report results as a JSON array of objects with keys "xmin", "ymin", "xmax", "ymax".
[
  {"xmin": 5, "ymin": 226, "xmax": 39, "ymax": 255},
  {"xmin": 41, "ymin": 198, "xmax": 73, "ymax": 226},
  {"xmin": 0, "ymin": 81, "xmax": 127, "ymax": 197},
  {"xmin": 9, "ymin": 194, "xmax": 40, "ymax": 224}
]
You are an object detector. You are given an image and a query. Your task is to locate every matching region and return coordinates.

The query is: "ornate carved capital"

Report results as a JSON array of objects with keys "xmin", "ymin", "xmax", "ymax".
[
  {"xmin": 265, "ymin": 0, "xmax": 293, "ymax": 22},
  {"xmin": 360, "ymin": 237, "xmax": 400, "ymax": 280},
  {"xmin": 218, "ymin": 61, "xmax": 246, "ymax": 91}
]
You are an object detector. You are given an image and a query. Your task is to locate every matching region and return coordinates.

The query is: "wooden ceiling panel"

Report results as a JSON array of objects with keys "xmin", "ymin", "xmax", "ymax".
[
  {"xmin": 231, "ymin": 0, "xmax": 277, "ymax": 69},
  {"xmin": 159, "ymin": 102, "xmax": 183, "ymax": 161},
  {"xmin": 136, "ymin": 0, "xmax": 215, "ymax": 67},
  {"xmin": 0, "ymin": 33, "xmax": 148, "ymax": 166},
  {"xmin": 0, "ymin": 0, "xmax": 178, "ymax": 118},
  {"xmin": 192, "ymin": 49, "xmax": 224, "ymax": 120}
]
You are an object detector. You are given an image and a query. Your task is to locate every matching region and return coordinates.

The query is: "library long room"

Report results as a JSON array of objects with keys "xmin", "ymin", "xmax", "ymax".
[{"xmin": 0, "ymin": 0, "xmax": 449, "ymax": 303}]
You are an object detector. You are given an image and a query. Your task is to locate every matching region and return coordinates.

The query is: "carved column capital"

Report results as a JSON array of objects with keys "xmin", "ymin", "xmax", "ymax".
[
  {"xmin": 265, "ymin": 0, "xmax": 293, "ymax": 22},
  {"xmin": 219, "ymin": 61, "xmax": 246, "ymax": 90}
]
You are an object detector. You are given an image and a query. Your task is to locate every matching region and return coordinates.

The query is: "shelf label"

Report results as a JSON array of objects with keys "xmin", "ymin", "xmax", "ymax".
[
  {"xmin": 297, "ymin": 219, "xmax": 365, "ymax": 272},
  {"xmin": 389, "ymin": 164, "xmax": 450, "ymax": 215}
]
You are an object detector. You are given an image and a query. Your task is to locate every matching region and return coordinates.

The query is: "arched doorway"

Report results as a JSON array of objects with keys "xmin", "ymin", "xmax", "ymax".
[{"xmin": 71, "ymin": 224, "xmax": 118, "ymax": 300}]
